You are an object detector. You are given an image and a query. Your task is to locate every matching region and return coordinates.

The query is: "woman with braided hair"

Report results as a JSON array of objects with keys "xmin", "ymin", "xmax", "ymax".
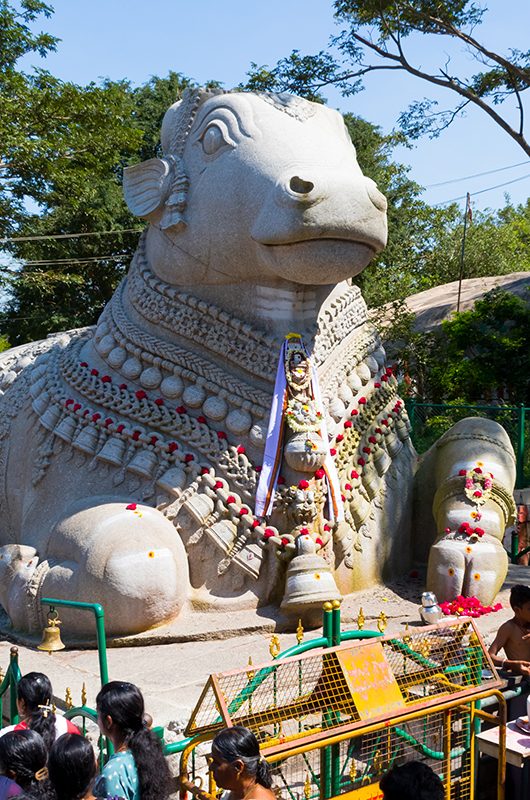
[
  {"xmin": 0, "ymin": 673, "xmax": 79, "ymax": 750},
  {"xmin": 209, "ymin": 727, "xmax": 275, "ymax": 800},
  {"xmin": 94, "ymin": 681, "xmax": 171, "ymax": 800},
  {"xmin": 0, "ymin": 729, "xmax": 54, "ymax": 800}
]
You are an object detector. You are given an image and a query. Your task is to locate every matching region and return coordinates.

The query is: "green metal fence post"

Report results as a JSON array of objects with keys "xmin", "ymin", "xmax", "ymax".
[
  {"xmin": 9, "ymin": 647, "xmax": 21, "ymax": 724},
  {"xmin": 331, "ymin": 599, "xmax": 341, "ymax": 647},
  {"xmin": 40, "ymin": 598, "xmax": 109, "ymax": 686},
  {"xmin": 516, "ymin": 404, "xmax": 526, "ymax": 490}
]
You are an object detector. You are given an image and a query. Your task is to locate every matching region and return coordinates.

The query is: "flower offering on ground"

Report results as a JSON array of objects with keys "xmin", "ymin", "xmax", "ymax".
[{"xmin": 439, "ymin": 595, "xmax": 502, "ymax": 618}]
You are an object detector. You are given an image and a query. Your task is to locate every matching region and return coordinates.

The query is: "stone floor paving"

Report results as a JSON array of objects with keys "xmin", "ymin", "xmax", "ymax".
[{"xmin": 1, "ymin": 563, "xmax": 529, "ymax": 730}]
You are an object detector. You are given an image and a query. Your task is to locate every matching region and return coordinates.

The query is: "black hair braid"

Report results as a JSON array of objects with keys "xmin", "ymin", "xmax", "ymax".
[
  {"xmin": 255, "ymin": 758, "xmax": 272, "ymax": 789},
  {"xmin": 27, "ymin": 709, "xmax": 57, "ymax": 753},
  {"xmin": 16, "ymin": 672, "xmax": 56, "ymax": 751},
  {"xmin": 128, "ymin": 728, "xmax": 172, "ymax": 800}
]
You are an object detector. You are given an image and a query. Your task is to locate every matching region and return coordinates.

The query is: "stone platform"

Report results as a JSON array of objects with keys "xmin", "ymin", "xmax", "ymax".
[{"xmin": 1, "ymin": 564, "xmax": 529, "ymax": 731}]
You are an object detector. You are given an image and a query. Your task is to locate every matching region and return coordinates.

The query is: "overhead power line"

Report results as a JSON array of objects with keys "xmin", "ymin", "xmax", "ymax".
[
  {"xmin": 434, "ymin": 172, "xmax": 530, "ymax": 206},
  {"xmin": 6, "ymin": 255, "xmax": 127, "ymax": 266},
  {"xmin": 425, "ymin": 160, "xmax": 530, "ymax": 188},
  {"xmin": 0, "ymin": 227, "xmax": 143, "ymax": 244}
]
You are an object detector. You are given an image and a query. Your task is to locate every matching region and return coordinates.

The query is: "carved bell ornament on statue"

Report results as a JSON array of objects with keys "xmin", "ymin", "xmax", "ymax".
[
  {"xmin": 38, "ymin": 607, "xmax": 65, "ymax": 655},
  {"xmin": 281, "ymin": 535, "xmax": 340, "ymax": 622}
]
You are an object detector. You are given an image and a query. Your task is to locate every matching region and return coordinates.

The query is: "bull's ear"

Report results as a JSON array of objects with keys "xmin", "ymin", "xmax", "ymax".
[{"xmin": 123, "ymin": 158, "xmax": 173, "ymax": 219}]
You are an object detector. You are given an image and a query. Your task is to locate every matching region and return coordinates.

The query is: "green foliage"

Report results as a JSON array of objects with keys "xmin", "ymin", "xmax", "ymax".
[{"xmin": 383, "ymin": 288, "xmax": 530, "ymax": 404}]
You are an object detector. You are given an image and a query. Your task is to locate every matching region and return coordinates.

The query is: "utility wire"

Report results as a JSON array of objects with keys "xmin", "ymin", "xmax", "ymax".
[
  {"xmin": 1, "ymin": 254, "xmax": 127, "ymax": 266},
  {"xmin": 425, "ymin": 160, "xmax": 530, "ymax": 188},
  {"xmin": 434, "ymin": 172, "xmax": 530, "ymax": 206},
  {"xmin": 0, "ymin": 227, "xmax": 143, "ymax": 244}
]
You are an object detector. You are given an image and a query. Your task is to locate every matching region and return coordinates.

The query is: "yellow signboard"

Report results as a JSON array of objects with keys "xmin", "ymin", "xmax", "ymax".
[
  {"xmin": 336, "ymin": 641, "xmax": 405, "ymax": 720},
  {"xmin": 338, "ymin": 783, "xmax": 383, "ymax": 800}
]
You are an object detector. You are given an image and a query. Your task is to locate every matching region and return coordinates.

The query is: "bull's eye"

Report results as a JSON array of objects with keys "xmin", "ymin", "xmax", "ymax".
[{"xmin": 200, "ymin": 123, "xmax": 229, "ymax": 155}]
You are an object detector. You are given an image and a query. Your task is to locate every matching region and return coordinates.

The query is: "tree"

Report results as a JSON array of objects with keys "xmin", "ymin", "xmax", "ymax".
[
  {"xmin": 0, "ymin": 5, "xmax": 194, "ymax": 345},
  {"xmin": 382, "ymin": 288, "xmax": 530, "ymax": 403},
  {"xmin": 245, "ymin": 1, "xmax": 530, "ymax": 155}
]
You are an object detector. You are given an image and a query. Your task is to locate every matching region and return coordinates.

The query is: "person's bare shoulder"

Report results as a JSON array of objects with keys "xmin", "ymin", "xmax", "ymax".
[{"xmin": 489, "ymin": 619, "xmax": 515, "ymax": 652}]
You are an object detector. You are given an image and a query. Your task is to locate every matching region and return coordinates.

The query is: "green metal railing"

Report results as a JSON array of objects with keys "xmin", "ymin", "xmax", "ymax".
[
  {"xmin": 40, "ymin": 597, "xmax": 109, "ymax": 685},
  {"xmin": 0, "ymin": 647, "xmax": 21, "ymax": 725},
  {"xmin": 405, "ymin": 399, "xmax": 529, "ymax": 488}
]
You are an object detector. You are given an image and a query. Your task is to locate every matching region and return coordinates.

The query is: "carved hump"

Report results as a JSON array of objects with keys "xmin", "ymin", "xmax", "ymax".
[{"xmin": 123, "ymin": 157, "xmax": 173, "ymax": 219}]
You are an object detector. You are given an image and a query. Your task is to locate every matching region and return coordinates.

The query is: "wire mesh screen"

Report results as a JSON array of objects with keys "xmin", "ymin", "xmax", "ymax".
[
  {"xmin": 268, "ymin": 706, "xmax": 473, "ymax": 800},
  {"xmin": 185, "ymin": 619, "xmax": 498, "ymax": 744}
]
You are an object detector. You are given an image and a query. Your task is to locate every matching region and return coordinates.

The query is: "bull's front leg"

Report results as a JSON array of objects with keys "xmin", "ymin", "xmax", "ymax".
[
  {"xmin": 6, "ymin": 498, "xmax": 189, "ymax": 636},
  {"xmin": 426, "ymin": 535, "xmax": 508, "ymax": 604}
]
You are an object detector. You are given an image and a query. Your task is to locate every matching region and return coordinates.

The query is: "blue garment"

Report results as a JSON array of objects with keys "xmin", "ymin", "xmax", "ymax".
[
  {"xmin": 94, "ymin": 750, "xmax": 140, "ymax": 800},
  {"xmin": 0, "ymin": 776, "xmax": 22, "ymax": 800}
]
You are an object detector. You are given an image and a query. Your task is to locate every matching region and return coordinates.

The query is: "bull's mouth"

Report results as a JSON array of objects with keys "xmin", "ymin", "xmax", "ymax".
[
  {"xmin": 256, "ymin": 237, "xmax": 379, "ymax": 285},
  {"xmin": 254, "ymin": 233, "xmax": 382, "ymax": 253}
]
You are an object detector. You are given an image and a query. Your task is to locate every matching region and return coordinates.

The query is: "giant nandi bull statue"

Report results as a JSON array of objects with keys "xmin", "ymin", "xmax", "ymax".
[{"xmin": 0, "ymin": 89, "xmax": 515, "ymax": 638}]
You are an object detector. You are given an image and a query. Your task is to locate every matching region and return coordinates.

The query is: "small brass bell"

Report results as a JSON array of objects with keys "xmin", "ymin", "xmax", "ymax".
[{"xmin": 38, "ymin": 607, "xmax": 65, "ymax": 655}]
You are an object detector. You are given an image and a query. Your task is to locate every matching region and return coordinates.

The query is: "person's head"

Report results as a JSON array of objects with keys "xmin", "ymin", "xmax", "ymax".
[
  {"xmin": 48, "ymin": 734, "xmax": 96, "ymax": 800},
  {"xmin": 96, "ymin": 682, "xmax": 171, "ymax": 800},
  {"xmin": 210, "ymin": 726, "xmax": 272, "ymax": 792},
  {"xmin": 17, "ymin": 673, "xmax": 53, "ymax": 719},
  {"xmin": 0, "ymin": 729, "xmax": 48, "ymax": 790},
  {"xmin": 379, "ymin": 761, "xmax": 444, "ymax": 800},
  {"xmin": 510, "ymin": 585, "xmax": 530, "ymax": 622},
  {"xmin": 16, "ymin": 672, "xmax": 56, "ymax": 751},
  {"xmin": 96, "ymin": 681, "xmax": 144, "ymax": 743}
]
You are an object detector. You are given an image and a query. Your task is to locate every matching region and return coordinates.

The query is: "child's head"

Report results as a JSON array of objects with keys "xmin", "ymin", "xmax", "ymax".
[
  {"xmin": 379, "ymin": 761, "xmax": 444, "ymax": 800},
  {"xmin": 510, "ymin": 585, "xmax": 530, "ymax": 621}
]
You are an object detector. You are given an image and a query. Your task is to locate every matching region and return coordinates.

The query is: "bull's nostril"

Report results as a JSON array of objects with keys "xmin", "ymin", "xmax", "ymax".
[{"xmin": 289, "ymin": 175, "xmax": 315, "ymax": 195}]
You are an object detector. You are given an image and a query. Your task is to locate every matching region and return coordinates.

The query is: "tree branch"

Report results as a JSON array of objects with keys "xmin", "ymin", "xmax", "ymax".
[{"xmin": 348, "ymin": 31, "xmax": 530, "ymax": 156}]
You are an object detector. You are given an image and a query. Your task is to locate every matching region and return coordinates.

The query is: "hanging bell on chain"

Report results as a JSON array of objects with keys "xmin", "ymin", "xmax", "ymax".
[{"xmin": 37, "ymin": 607, "xmax": 65, "ymax": 655}]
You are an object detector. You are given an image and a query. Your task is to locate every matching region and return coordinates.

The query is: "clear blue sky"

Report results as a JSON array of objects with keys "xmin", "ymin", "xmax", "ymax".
[{"xmin": 24, "ymin": 0, "xmax": 530, "ymax": 214}]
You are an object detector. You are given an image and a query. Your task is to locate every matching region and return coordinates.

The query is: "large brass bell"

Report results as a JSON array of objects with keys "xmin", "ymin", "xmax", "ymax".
[{"xmin": 38, "ymin": 607, "xmax": 65, "ymax": 655}]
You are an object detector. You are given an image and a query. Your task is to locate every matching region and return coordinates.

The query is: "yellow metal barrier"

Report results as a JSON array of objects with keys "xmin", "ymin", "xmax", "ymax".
[{"xmin": 180, "ymin": 619, "xmax": 506, "ymax": 800}]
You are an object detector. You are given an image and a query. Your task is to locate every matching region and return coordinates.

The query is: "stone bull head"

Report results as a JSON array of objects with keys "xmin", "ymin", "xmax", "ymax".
[{"xmin": 123, "ymin": 89, "xmax": 388, "ymax": 288}]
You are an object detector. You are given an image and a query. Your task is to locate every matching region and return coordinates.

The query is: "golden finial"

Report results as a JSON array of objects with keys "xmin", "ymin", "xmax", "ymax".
[
  {"xmin": 81, "ymin": 682, "xmax": 87, "ymax": 706},
  {"xmin": 296, "ymin": 619, "xmax": 304, "ymax": 644},
  {"xmin": 51, "ymin": 701, "xmax": 56, "ymax": 714},
  {"xmin": 357, "ymin": 607, "xmax": 365, "ymax": 630},
  {"xmin": 403, "ymin": 623, "xmax": 412, "ymax": 647},
  {"xmin": 377, "ymin": 611, "xmax": 387, "ymax": 633},
  {"xmin": 349, "ymin": 760, "xmax": 357, "ymax": 782},
  {"xmin": 269, "ymin": 634, "xmax": 281, "ymax": 659},
  {"xmin": 247, "ymin": 656, "xmax": 255, "ymax": 682},
  {"xmin": 65, "ymin": 688, "xmax": 73, "ymax": 709},
  {"xmin": 303, "ymin": 773, "xmax": 311, "ymax": 800},
  {"xmin": 419, "ymin": 638, "xmax": 431, "ymax": 658},
  {"xmin": 373, "ymin": 750, "xmax": 383, "ymax": 774}
]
